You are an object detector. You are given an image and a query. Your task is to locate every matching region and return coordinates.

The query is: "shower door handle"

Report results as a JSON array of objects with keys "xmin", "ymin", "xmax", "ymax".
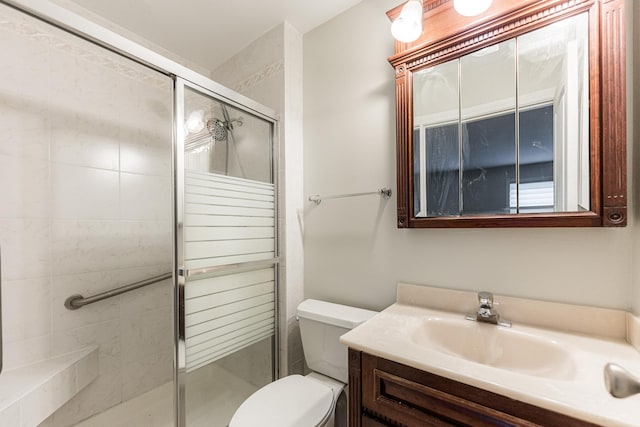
[{"xmin": 178, "ymin": 257, "xmax": 280, "ymax": 279}]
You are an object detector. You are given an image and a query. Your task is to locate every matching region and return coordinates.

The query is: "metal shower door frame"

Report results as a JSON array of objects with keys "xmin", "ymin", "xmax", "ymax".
[
  {"xmin": 0, "ymin": 2, "xmax": 281, "ymax": 425},
  {"xmin": 174, "ymin": 78, "xmax": 280, "ymax": 427}
]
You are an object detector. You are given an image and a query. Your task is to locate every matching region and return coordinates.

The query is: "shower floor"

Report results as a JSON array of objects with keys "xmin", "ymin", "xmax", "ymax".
[{"xmin": 76, "ymin": 364, "xmax": 260, "ymax": 427}]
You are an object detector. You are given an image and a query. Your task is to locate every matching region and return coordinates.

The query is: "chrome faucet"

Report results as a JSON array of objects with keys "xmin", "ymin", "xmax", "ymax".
[{"xmin": 465, "ymin": 291, "xmax": 511, "ymax": 328}]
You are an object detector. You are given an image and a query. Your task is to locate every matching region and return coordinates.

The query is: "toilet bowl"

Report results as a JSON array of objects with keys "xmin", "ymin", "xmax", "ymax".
[
  {"xmin": 229, "ymin": 299, "xmax": 377, "ymax": 427},
  {"xmin": 229, "ymin": 373, "xmax": 343, "ymax": 427}
]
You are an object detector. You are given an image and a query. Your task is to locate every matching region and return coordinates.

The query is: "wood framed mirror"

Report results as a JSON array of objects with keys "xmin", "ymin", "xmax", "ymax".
[{"xmin": 387, "ymin": 0, "xmax": 626, "ymax": 228}]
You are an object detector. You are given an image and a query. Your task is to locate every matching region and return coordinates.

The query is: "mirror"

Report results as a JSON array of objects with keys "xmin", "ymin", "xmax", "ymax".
[
  {"xmin": 413, "ymin": 14, "xmax": 589, "ymax": 218},
  {"xmin": 388, "ymin": 0, "xmax": 627, "ymax": 228}
]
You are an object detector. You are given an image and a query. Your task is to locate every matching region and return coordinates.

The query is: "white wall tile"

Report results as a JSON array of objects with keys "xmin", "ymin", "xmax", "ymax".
[
  {"xmin": 0, "ymin": 30, "xmax": 50, "ymax": 108},
  {"xmin": 0, "ymin": 154, "xmax": 49, "ymax": 219},
  {"xmin": 2, "ymin": 334, "xmax": 52, "ymax": 371},
  {"xmin": 117, "ymin": 221, "xmax": 172, "ymax": 269},
  {"xmin": 120, "ymin": 308, "xmax": 173, "ymax": 365},
  {"xmin": 53, "ymin": 320, "xmax": 122, "ymax": 375},
  {"xmin": 121, "ymin": 350, "xmax": 173, "ymax": 401},
  {"xmin": 0, "ymin": 19, "xmax": 51, "ymax": 165},
  {"xmin": 120, "ymin": 173, "xmax": 171, "ymax": 221},
  {"xmin": 120, "ymin": 142, "xmax": 171, "ymax": 177},
  {"xmin": 50, "ymin": 65, "xmax": 124, "ymax": 123},
  {"xmin": 51, "ymin": 164, "xmax": 120, "ymax": 220},
  {"xmin": 0, "ymin": 18, "xmax": 49, "ymax": 68},
  {"xmin": 0, "ymin": 89, "xmax": 50, "ymax": 136},
  {"xmin": 76, "ymin": 349, "xmax": 99, "ymax": 392},
  {"xmin": 51, "ymin": 220, "xmax": 122, "ymax": 275},
  {"xmin": 216, "ymin": 338, "xmax": 273, "ymax": 388},
  {"xmin": 52, "ymin": 367, "xmax": 123, "ymax": 427},
  {"xmin": 0, "ymin": 219, "xmax": 50, "ymax": 280},
  {"xmin": 0, "ymin": 126, "xmax": 50, "ymax": 161},
  {"xmin": 2, "ymin": 278, "xmax": 51, "ymax": 343},
  {"xmin": 287, "ymin": 320, "xmax": 303, "ymax": 373},
  {"xmin": 113, "ymin": 93, "xmax": 168, "ymax": 135},
  {"xmin": 51, "ymin": 125, "xmax": 120, "ymax": 171},
  {"xmin": 210, "ymin": 25, "xmax": 284, "ymax": 95}
]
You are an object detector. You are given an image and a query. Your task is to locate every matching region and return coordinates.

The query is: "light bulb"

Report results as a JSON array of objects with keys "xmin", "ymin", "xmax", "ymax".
[
  {"xmin": 453, "ymin": 0, "xmax": 492, "ymax": 17},
  {"xmin": 185, "ymin": 110, "xmax": 205, "ymax": 133},
  {"xmin": 391, "ymin": 0, "xmax": 423, "ymax": 43}
]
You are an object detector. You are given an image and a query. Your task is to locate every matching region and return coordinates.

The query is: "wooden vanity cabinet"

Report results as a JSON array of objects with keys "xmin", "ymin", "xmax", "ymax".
[{"xmin": 348, "ymin": 350, "xmax": 601, "ymax": 427}]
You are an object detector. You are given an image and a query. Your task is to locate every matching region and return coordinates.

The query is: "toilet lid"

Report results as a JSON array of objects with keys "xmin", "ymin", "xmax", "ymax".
[{"xmin": 229, "ymin": 375, "xmax": 334, "ymax": 427}]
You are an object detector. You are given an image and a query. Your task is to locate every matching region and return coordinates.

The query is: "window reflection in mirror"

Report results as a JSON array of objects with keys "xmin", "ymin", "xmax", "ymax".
[{"xmin": 412, "ymin": 12, "xmax": 589, "ymax": 218}]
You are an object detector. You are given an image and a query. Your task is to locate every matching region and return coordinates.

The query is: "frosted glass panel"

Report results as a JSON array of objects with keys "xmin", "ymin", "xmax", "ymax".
[
  {"xmin": 183, "ymin": 171, "xmax": 276, "ymax": 370},
  {"xmin": 180, "ymin": 84, "xmax": 276, "ymax": 427}
]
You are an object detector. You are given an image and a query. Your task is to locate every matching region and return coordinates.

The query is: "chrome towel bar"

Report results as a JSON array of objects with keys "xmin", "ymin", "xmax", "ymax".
[
  {"xmin": 308, "ymin": 187, "xmax": 392, "ymax": 205},
  {"xmin": 64, "ymin": 272, "xmax": 172, "ymax": 310}
]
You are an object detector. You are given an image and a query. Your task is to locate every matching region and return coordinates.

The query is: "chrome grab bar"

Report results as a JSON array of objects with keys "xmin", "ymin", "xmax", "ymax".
[{"xmin": 64, "ymin": 272, "xmax": 172, "ymax": 310}]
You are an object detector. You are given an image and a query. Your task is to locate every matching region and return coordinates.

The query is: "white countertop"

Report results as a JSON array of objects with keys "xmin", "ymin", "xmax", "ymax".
[{"xmin": 340, "ymin": 284, "xmax": 640, "ymax": 427}]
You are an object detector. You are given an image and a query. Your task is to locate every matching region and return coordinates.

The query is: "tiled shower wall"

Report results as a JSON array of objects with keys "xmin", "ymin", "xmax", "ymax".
[{"xmin": 0, "ymin": 6, "xmax": 173, "ymax": 426}]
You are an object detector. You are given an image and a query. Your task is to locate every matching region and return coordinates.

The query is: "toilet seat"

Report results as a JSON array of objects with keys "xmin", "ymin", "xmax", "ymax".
[{"xmin": 229, "ymin": 375, "xmax": 335, "ymax": 427}]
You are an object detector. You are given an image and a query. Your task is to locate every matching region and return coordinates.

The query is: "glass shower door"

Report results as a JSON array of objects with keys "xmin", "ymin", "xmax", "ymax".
[{"xmin": 175, "ymin": 80, "xmax": 279, "ymax": 427}]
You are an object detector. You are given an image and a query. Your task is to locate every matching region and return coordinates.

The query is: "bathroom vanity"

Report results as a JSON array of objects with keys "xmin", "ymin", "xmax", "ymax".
[
  {"xmin": 340, "ymin": 284, "xmax": 640, "ymax": 427},
  {"xmin": 348, "ymin": 350, "xmax": 597, "ymax": 426}
]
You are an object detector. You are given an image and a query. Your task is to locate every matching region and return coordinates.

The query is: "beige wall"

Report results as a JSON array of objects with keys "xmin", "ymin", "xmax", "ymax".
[{"xmin": 303, "ymin": 0, "xmax": 638, "ymax": 313}]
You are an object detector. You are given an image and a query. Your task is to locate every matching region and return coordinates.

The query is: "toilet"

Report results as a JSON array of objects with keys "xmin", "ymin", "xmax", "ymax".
[{"xmin": 229, "ymin": 299, "xmax": 377, "ymax": 427}]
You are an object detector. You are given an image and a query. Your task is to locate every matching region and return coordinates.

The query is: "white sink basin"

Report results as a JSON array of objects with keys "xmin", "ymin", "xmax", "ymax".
[
  {"xmin": 411, "ymin": 317, "xmax": 577, "ymax": 380},
  {"xmin": 340, "ymin": 287, "xmax": 640, "ymax": 427}
]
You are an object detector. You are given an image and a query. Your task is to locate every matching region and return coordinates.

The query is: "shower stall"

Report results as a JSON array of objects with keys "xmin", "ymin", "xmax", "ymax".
[
  {"xmin": 176, "ymin": 82, "xmax": 279, "ymax": 426},
  {"xmin": 0, "ymin": 1, "xmax": 279, "ymax": 426}
]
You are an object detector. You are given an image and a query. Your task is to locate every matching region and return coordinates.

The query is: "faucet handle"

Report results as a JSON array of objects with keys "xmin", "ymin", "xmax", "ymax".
[{"xmin": 478, "ymin": 291, "xmax": 493, "ymax": 308}]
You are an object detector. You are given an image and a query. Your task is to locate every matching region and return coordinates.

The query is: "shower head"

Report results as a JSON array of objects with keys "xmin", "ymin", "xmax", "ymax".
[
  {"xmin": 207, "ymin": 119, "xmax": 227, "ymax": 141},
  {"xmin": 206, "ymin": 112, "xmax": 243, "ymax": 142}
]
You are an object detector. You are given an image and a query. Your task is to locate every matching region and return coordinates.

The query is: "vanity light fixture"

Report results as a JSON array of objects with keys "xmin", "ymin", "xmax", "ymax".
[
  {"xmin": 391, "ymin": 0, "xmax": 423, "ymax": 43},
  {"xmin": 453, "ymin": 0, "xmax": 492, "ymax": 17}
]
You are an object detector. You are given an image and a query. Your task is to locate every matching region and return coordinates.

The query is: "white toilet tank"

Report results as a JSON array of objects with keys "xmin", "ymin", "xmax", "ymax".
[{"xmin": 297, "ymin": 299, "xmax": 377, "ymax": 384}]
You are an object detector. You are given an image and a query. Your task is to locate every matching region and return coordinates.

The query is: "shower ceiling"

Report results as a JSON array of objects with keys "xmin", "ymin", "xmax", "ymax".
[{"xmin": 52, "ymin": 0, "xmax": 365, "ymax": 71}]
